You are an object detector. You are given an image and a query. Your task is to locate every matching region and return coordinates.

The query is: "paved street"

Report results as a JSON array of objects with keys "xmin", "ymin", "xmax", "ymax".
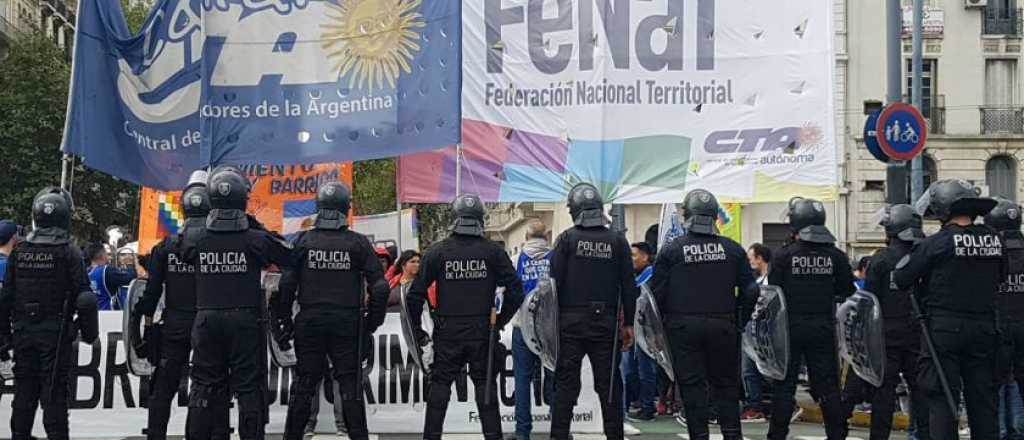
[{"xmin": 92, "ymin": 423, "xmax": 894, "ymax": 440}]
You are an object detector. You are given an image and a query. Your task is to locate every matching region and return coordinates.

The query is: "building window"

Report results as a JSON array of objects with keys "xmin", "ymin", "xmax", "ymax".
[
  {"xmin": 987, "ymin": 155, "xmax": 1018, "ymax": 201},
  {"xmin": 986, "ymin": 0, "xmax": 1021, "ymax": 35},
  {"xmin": 982, "ymin": 59, "xmax": 1023, "ymax": 134},
  {"xmin": 905, "ymin": 59, "xmax": 943, "ymax": 133},
  {"xmin": 905, "ymin": 154, "xmax": 938, "ymax": 191}
]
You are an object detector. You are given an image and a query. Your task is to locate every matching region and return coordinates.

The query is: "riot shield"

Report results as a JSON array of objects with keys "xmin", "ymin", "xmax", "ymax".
[
  {"xmin": 399, "ymin": 284, "xmax": 434, "ymax": 375},
  {"xmin": 837, "ymin": 289, "xmax": 887, "ymax": 387},
  {"xmin": 263, "ymin": 272, "xmax": 296, "ymax": 368},
  {"xmin": 741, "ymin": 285, "xmax": 790, "ymax": 381},
  {"xmin": 519, "ymin": 277, "xmax": 559, "ymax": 372},
  {"xmin": 635, "ymin": 284, "xmax": 674, "ymax": 381},
  {"xmin": 123, "ymin": 279, "xmax": 156, "ymax": 376}
]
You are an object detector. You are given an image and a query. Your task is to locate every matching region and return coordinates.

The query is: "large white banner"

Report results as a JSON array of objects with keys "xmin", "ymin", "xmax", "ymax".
[
  {"xmin": 352, "ymin": 209, "xmax": 420, "ymax": 252},
  {"xmin": 0, "ymin": 313, "xmax": 602, "ymax": 436},
  {"xmin": 460, "ymin": 0, "xmax": 837, "ymax": 203}
]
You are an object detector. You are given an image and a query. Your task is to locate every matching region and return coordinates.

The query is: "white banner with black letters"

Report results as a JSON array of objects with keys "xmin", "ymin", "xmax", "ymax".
[{"xmin": 0, "ymin": 313, "xmax": 602, "ymax": 436}]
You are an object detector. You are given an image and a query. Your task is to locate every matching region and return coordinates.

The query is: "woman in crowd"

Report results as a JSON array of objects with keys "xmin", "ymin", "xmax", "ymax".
[{"xmin": 387, "ymin": 250, "xmax": 422, "ymax": 312}]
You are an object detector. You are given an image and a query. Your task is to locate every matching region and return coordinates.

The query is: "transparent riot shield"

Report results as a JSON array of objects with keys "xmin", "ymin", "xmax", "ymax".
[
  {"xmin": 519, "ymin": 277, "xmax": 560, "ymax": 372},
  {"xmin": 263, "ymin": 272, "xmax": 296, "ymax": 368},
  {"xmin": 399, "ymin": 284, "xmax": 434, "ymax": 375},
  {"xmin": 742, "ymin": 285, "xmax": 790, "ymax": 381},
  {"xmin": 837, "ymin": 289, "xmax": 887, "ymax": 387},
  {"xmin": 635, "ymin": 283, "xmax": 674, "ymax": 381},
  {"xmin": 123, "ymin": 279, "xmax": 157, "ymax": 376}
]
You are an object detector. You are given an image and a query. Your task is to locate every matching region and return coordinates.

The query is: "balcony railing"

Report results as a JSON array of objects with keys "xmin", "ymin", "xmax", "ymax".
[
  {"xmin": 981, "ymin": 106, "xmax": 1024, "ymax": 134},
  {"xmin": 984, "ymin": 7, "xmax": 1023, "ymax": 36},
  {"xmin": 902, "ymin": 94, "xmax": 946, "ymax": 134}
]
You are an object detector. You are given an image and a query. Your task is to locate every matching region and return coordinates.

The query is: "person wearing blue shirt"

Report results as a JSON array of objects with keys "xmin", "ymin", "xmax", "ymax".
[
  {"xmin": 85, "ymin": 242, "xmax": 137, "ymax": 311},
  {"xmin": 511, "ymin": 219, "xmax": 555, "ymax": 440},
  {"xmin": 0, "ymin": 221, "xmax": 21, "ymax": 289},
  {"xmin": 621, "ymin": 242, "xmax": 658, "ymax": 422}
]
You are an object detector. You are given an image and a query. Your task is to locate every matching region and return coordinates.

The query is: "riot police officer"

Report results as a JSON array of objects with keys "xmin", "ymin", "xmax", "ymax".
[
  {"xmin": 133, "ymin": 170, "xmax": 229, "ymax": 440},
  {"xmin": 182, "ymin": 166, "xmax": 294, "ymax": 440},
  {"xmin": 768, "ymin": 197, "xmax": 854, "ymax": 440},
  {"xmin": 549, "ymin": 183, "xmax": 638, "ymax": 440},
  {"xmin": 406, "ymin": 193, "xmax": 524, "ymax": 440},
  {"xmin": 894, "ymin": 179, "xmax": 1002, "ymax": 440},
  {"xmin": 650, "ymin": 189, "xmax": 758, "ymax": 440},
  {"xmin": 276, "ymin": 182, "xmax": 390, "ymax": 440},
  {"xmin": 841, "ymin": 204, "xmax": 930, "ymax": 440},
  {"xmin": 987, "ymin": 198, "xmax": 1024, "ymax": 409},
  {"xmin": 0, "ymin": 187, "xmax": 98, "ymax": 440}
]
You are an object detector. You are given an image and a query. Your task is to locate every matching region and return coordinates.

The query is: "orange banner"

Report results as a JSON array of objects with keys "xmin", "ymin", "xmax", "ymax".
[{"xmin": 138, "ymin": 163, "xmax": 353, "ymax": 254}]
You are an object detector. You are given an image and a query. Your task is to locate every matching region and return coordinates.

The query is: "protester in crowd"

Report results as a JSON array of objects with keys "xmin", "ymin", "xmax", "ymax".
[
  {"xmin": 377, "ymin": 247, "xmax": 394, "ymax": 279},
  {"xmin": 0, "ymin": 221, "xmax": 21, "ymax": 281},
  {"xmin": 387, "ymin": 250, "xmax": 421, "ymax": 312},
  {"xmin": 852, "ymin": 256, "xmax": 870, "ymax": 290},
  {"xmin": 85, "ymin": 242, "xmax": 138, "ymax": 310},
  {"xmin": 622, "ymin": 242, "xmax": 657, "ymax": 422},
  {"xmin": 741, "ymin": 243, "xmax": 773, "ymax": 423},
  {"xmin": 511, "ymin": 219, "xmax": 554, "ymax": 440}
]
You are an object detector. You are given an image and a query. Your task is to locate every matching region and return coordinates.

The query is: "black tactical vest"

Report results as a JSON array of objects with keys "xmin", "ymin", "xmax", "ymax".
[
  {"xmin": 295, "ymin": 230, "xmax": 365, "ymax": 309},
  {"xmin": 12, "ymin": 242, "xmax": 70, "ymax": 321}
]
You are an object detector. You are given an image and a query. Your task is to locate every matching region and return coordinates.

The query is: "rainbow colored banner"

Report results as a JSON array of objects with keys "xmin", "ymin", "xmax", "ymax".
[{"xmin": 138, "ymin": 163, "xmax": 352, "ymax": 253}]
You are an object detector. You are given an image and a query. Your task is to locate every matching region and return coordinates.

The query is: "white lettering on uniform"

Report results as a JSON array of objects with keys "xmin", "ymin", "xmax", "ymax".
[
  {"xmin": 791, "ymin": 255, "xmax": 834, "ymax": 276},
  {"xmin": 198, "ymin": 251, "xmax": 249, "ymax": 274},
  {"xmin": 167, "ymin": 253, "xmax": 195, "ymax": 274},
  {"xmin": 444, "ymin": 259, "xmax": 489, "ymax": 280},
  {"xmin": 682, "ymin": 242, "xmax": 727, "ymax": 264},
  {"xmin": 576, "ymin": 240, "xmax": 613, "ymax": 259},
  {"xmin": 17, "ymin": 252, "xmax": 55, "ymax": 270},
  {"xmin": 953, "ymin": 233, "xmax": 1003, "ymax": 258},
  {"xmin": 308, "ymin": 250, "xmax": 352, "ymax": 270},
  {"xmin": 1006, "ymin": 273, "xmax": 1024, "ymax": 294}
]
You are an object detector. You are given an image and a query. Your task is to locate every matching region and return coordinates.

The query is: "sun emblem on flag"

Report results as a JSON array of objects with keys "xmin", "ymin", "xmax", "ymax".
[{"xmin": 321, "ymin": 0, "xmax": 426, "ymax": 91}]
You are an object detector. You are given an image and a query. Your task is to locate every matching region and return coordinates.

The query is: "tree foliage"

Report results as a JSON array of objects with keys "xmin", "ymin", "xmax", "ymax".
[
  {"xmin": 0, "ymin": 2, "xmax": 451, "ymax": 247},
  {"xmin": 352, "ymin": 159, "xmax": 450, "ymax": 249}
]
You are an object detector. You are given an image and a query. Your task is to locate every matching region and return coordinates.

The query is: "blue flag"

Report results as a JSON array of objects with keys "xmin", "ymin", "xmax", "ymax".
[{"xmin": 63, "ymin": 0, "xmax": 461, "ymax": 190}]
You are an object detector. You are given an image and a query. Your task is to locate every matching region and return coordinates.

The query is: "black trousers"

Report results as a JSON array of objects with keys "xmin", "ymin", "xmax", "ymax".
[
  {"xmin": 667, "ymin": 315, "xmax": 742, "ymax": 440},
  {"xmin": 842, "ymin": 317, "xmax": 930, "ymax": 440},
  {"xmin": 768, "ymin": 316, "xmax": 846, "ymax": 440},
  {"xmin": 920, "ymin": 314, "xmax": 997, "ymax": 440},
  {"xmin": 188, "ymin": 309, "xmax": 267, "ymax": 440},
  {"xmin": 423, "ymin": 317, "xmax": 502, "ymax": 440},
  {"xmin": 1002, "ymin": 322, "xmax": 1024, "ymax": 404},
  {"xmin": 10, "ymin": 324, "xmax": 72, "ymax": 440},
  {"xmin": 146, "ymin": 311, "xmax": 230, "ymax": 440},
  {"xmin": 284, "ymin": 308, "xmax": 366, "ymax": 440},
  {"xmin": 551, "ymin": 307, "xmax": 623, "ymax": 440}
]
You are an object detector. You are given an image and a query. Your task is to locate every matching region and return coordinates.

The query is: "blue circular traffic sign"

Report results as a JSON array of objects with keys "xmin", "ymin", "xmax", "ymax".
[
  {"xmin": 876, "ymin": 103, "xmax": 927, "ymax": 161},
  {"xmin": 863, "ymin": 110, "xmax": 888, "ymax": 163}
]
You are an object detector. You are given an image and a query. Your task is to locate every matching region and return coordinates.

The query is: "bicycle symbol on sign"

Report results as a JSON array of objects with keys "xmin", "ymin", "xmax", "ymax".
[{"xmin": 884, "ymin": 120, "xmax": 919, "ymax": 144}]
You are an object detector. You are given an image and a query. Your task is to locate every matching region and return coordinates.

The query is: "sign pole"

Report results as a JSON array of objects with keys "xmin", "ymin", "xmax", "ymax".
[
  {"xmin": 910, "ymin": 0, "xmax": 925, "ymax": 202},
  {"xmin": 396, "ymin": 158, "xmax": 403, "ymax": 253},
  {"xmin": 885, "ymin": 0, "xmax": 908, "ymax": 205}
]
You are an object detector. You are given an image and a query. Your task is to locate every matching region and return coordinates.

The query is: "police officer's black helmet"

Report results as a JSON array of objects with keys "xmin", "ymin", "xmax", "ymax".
[
  {"xmin": 31, "ymin": 186, "xmax": 73, "ymax": 229},
  {"xmin": 449, "ymin": 193, "xmax": 485, "ymax": 236},
  {"xmin": 916, "ymin": 179, "xmax": 997, "ymax": 223},
  {"xmin": 681, "ymin": 189, "xmax": 719, "ymax": 235},
  {"xmin": 181, "ymin": 170, "xmax": 211, "ymax": 219},
  {"xmin": 984, "ymin": 197, "xmax": 1022, "ymax": 232},
  {"xmin": 786, "ymin": 197, "xmax": 835, "ymax": 244},
  {"xmin": 879, "ymin": 204, "xmax": 925, "ymax": 243},
  {"xmin": 567, "ymin": 183, "xmax": 606, "ymax": 228},
  {"xmin": 205, "ymin": 166, "xmax": 250, "ymax": 232},
  {"xmin": 314, "ymin": 181, "xmax": 351, "ymax": 230},
  {"xmin": 207, "ymin": 166, "xmax": 249, "ymax": 210}
]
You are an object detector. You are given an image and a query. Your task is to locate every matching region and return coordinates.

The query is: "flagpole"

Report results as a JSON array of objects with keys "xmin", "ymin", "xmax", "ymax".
[
  {"xmin": 395, "ymin": 157, "xmax": 403, "ymax": 253},
  {"xmin": 454, "ymin": 143, "xmax": 462, "ymax": 197},
  {"xmin": 59, "ymin": 154, "xmax": 70, "ymax": 190}
]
